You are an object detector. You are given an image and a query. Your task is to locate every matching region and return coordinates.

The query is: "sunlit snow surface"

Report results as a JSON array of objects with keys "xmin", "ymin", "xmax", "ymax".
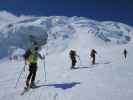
[{"xmin": 0, "ymin": 11, "xmax": 133, "ymax": 100}]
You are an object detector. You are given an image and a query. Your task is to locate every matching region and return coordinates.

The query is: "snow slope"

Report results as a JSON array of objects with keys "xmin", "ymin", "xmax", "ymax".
[
  {"xmin": 0, "ymin": 31, "xmax": 133, "ymax": 100},
  {"xmin": 0, "ymin": 11, "xmax": 133, "ymax": 100},
  {"xmin": 0, "ymin": 12, "xmax": 133, "ymax": 58}
]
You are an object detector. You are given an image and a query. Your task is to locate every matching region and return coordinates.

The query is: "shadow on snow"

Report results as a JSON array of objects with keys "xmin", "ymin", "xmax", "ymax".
[
  {"xmin": 34, "ymin": 82, "xmax": 80, "ymax": 90},
  {"xmin": 73, "ymin": 61, "xmax": 111, "ymax": 70}
]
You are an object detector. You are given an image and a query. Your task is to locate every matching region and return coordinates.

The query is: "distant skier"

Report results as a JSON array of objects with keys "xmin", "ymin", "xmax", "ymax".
[
  {"xmin": 123, "ymin": 49, "xmax": 127, "ymax": 59},
  {"xmin": 23, "ymin": 43, "xmax": 43, "ymax": 89},
  {"xmin": 69, "ymin": 50, "xmax": 77, "ymax": 69},
  {"xmin": 90, "ymin": 49, "xmax": 97, "ymax": 64}
]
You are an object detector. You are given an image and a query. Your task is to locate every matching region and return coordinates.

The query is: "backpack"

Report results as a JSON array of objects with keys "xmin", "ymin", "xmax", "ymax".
[
  {"xmin": 90, "ymin": 49, "xmax": 96, "ymax": 57},
  {"xmin": 124, "ymin": 49, "xmax": 127, "ymax": 54},
  {"xmin": 23, "ymin": 49, "xmax": 31, "ymax": 60},
  {"xmin": 70, "ymin": 50, "xmax": 76, "ymax": 57}
]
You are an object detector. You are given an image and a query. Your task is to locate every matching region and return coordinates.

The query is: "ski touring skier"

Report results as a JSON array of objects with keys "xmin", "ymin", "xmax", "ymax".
[
  {"xmin": 123, "ymin": 49, "xmax": 127, "ymax": 59},
  {"xmin": 69, "ymin": 50, "xmax": 78, "ymax": 69},
  {"xmin": 90, "ymin": 49, "xmax": 97, "ymax": 65},
  {"xmin": 23, "ymin": 42, "xmax": 43, "ymax": 89}
]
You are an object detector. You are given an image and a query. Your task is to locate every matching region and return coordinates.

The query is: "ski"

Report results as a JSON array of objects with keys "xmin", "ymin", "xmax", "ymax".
[
  {"xmin": 20, "ymin": 87, "xmax": 30, "ymax": 95},
  {"xmin": 20, "ymin": 80, "xmax": 40, "ymax": 96}
]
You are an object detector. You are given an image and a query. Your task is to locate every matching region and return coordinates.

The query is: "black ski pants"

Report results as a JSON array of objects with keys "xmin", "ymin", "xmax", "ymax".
[
  {"xmin": 26, "ymin": 63, "xmax": 37, "ymax": 86},
  {"xmin": 71, "ymin": 59, "xmax": 77, "ymax": 68}
]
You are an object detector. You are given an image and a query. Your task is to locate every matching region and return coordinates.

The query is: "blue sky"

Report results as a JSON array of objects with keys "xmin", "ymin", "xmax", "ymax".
[{"xmin": 0, "ymin": 0, "xmax": 133, "ymax": 26}]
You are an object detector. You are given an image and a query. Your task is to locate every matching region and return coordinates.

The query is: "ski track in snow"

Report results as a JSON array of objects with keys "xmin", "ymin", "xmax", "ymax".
[
  {"xmin": 0, "ymin": 14, "xmax": 133, "ymax": 100},
  {"xmin": 0, "ymin": 43, "xmax": 133, "ymax": 100}
]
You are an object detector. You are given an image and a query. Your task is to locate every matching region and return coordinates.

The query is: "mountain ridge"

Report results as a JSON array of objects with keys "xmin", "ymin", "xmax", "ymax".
[{"xmin": 0, "ymin": 12, "xmax": 133, "ymax": 58}]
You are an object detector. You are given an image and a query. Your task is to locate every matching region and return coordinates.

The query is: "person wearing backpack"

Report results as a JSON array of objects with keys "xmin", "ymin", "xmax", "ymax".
[
  {"xmin": 24, "ymin": 45, "xmax": 42, "ymax": 88},
  {"xmin": 90, "ymin": 49, "xmax": 97, "ymax": 64},
  {"xmin": 123, "ymin": 49, "xmax": 127, "ymax": 59},
  {"xmin": 69, "ymin": 50, "xmax": 77, "ymax": 69}
]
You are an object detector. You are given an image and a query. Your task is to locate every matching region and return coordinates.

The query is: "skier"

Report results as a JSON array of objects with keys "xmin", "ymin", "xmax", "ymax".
[
  {"xmin": 23, "ymin": 44, "xmax": 43, "ymax": 89},
  {"xmin": 90, "ymin": 49, "xmax": 97, "ymax": 64},
  {"xmin": 123, "ymin": 49, "xmax": 127, "ymax": 59},
  {"xmin": 69, "ymin": 50, "xmax": 77, "ymax": 69}
]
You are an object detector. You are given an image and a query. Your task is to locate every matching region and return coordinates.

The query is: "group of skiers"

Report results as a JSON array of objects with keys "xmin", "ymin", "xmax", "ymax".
[
  {"xmin": 69, "ymin": 49, "xmax": 97, "ymax": 69},
  {"xmin": 22, "ymin": 42, "xmax": 128, "ymax": 89},
  {"xmin": 69, "ymin": 48, "xmax": 128, "ymax": 69}
]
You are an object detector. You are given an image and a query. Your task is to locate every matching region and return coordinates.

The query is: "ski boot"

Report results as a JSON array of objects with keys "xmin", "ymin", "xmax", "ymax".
[{"xmin": 30, "ymin": 82, "xmax": 37, "ymax": 88}]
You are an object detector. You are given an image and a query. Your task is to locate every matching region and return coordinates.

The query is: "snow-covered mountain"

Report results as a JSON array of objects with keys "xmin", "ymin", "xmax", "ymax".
[
  {"xmin": 0, "ymin": 11, "xmax": 133, "ymax": 58},
  {"xmin": 1, "ymin": 11, "xmax": 133, "ymax": 100}
]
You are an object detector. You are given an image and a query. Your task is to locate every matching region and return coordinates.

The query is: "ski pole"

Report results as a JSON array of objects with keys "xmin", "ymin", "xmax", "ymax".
[
  {"xmin": 43, "ymin": 57, "xmax": 47, "ymax": 82},
  {"xmin": 97, "ymin": 54, "xmax": 102, "ymax": 58},
  {"xmin": 14, "ymin": 65, "xmax": 26, "ymax": 88},
  {"xmin": 43, "ymin": 44, "xmax": 49, "ymax": 82},
  {"xmin": 41, "ymin": 44, "xmax": 48, "ymax": 82},
  {"xmin": 77, "ymin": 55, "xmax": 82, "ymax": 66}
]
